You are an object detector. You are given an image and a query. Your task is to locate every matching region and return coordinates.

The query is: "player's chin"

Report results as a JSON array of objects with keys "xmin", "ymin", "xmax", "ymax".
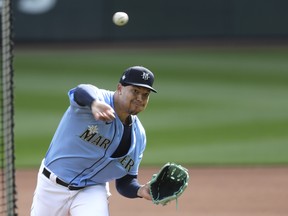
[
  {"xmin": 129, "ymin": 106, "xmax": 145, "ymax": 115},
  {"xmin": 129, "ymin": 109, "xmax": 142, "ymax": 115}
]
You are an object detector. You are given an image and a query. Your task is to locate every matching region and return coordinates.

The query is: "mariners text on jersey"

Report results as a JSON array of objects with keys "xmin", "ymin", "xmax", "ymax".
[{"xmin": 79, "ymin": 125, "xmax": 111, "ymax": 150}]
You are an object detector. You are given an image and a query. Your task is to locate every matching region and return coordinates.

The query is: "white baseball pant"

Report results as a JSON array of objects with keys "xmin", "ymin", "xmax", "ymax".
[{"xmin": 31, "ymin": 161, "xmax": 111, "ymax": 216}]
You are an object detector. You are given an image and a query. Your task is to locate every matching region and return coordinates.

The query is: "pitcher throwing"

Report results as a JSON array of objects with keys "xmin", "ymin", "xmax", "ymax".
[{"xmin": 31, "ymin": 66, "xmax": 157, "ymax": 216}]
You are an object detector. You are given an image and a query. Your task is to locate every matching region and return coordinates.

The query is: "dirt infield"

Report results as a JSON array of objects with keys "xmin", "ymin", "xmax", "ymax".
[{"xmin": 16, "ymin": 167, "xmax": 288, "ymax": 216}]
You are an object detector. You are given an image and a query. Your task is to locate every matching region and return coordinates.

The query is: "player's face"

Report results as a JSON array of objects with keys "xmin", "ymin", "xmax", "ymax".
[{"xmin": 120, "ymin": 85, "xmax": 150, "ymax": 115}]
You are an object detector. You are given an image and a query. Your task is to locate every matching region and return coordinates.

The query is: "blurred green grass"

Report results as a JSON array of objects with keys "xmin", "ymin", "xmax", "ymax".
[{"xmin": 14, "ymin": 46, "xmax": 288, "ymax": 168}]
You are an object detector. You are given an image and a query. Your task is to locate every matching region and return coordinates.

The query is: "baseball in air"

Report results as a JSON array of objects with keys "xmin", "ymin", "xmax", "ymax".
[{"xmin": 113, "ymin": 12, "xmax": 129, "ymax": 26}]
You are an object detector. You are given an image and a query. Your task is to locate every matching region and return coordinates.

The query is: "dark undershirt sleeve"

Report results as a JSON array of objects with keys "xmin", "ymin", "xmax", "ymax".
[
  {"xmin": 115, "ymin": 174, "xmax": 142, "ymax": 198},
  {"xmin": 73, "ymin": 86, "xmax": 95, "ymax": 107}
]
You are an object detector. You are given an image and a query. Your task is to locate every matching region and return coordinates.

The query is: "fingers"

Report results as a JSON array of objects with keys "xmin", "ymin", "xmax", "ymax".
[
  {"xmin": 91, "ymin": 101, "xmax": 115, "ymax": 122},
  {"xmin": 137, "ymin": 184, "xmax": 152, "ymax": 201},
  {"xmin": 95, "ymin": 109, "xmax": 115, "ymax": 122}
]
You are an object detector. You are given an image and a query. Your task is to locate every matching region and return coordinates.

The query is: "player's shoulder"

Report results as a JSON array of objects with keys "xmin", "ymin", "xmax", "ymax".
[
  {"xmin": 77, "ymin": 83, "xmax": 98, "ymax": 91},
  {"xmin": 76, "ymin": 84, "xmax": 114, "ymax": 97},
  {"xmin": 132, "ymin": 116, "xmax": 145, "ymax": 134}
]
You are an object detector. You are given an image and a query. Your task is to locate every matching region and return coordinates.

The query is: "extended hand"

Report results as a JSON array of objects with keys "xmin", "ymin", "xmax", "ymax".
[{"xmin": 91, "ymin": 100, "xmax": 115, "ymax": 122}]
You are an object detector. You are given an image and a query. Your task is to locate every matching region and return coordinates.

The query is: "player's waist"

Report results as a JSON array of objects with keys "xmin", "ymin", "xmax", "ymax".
[{"xmin": 42, "ymin": 167, "xmax": 85, "ymax": 190}]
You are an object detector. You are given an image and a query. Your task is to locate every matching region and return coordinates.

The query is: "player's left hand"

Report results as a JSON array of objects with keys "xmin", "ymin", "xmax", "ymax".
[{"xmin": 137, "ymin": 183, "xmax": 152, "ymax": 201}]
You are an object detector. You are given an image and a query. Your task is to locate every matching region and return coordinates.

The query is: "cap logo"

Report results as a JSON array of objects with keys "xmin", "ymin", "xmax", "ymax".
[
  {"xmin": 141, "ymin": 72, "xmax": 150, "ymax": 80},
  {"xmin": 122, "ymin": 75, "xmax": 126, "ymax": 80}
]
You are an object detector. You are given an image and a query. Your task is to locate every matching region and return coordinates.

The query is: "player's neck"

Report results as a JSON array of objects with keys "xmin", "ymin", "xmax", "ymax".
[
  {"xmin": 116, "ymin": 111, "xmax": 130, "ymax": 125},
  {"xmin": 113, "ymin": 93, "xmax": 130, "ymax": 125},
  {"xmin": 118, "ymin": 113, "xmax": 131, "ymax": 125}
]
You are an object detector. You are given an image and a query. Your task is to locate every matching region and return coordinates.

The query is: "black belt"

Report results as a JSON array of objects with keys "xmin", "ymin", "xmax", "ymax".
[{"xmin": 42, "ymin": 167, "xmax": 85, "ymax": 191}]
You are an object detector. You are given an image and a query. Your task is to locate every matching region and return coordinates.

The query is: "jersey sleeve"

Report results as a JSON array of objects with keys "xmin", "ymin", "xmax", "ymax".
[{"xmin": 68, "ymin": 84, "xmax": 106, "ymax": 108}]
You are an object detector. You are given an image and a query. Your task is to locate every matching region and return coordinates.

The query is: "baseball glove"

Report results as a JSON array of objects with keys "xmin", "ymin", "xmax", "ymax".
[{"xmin": 149, "ymin": 162, "xmax": 189, "ymax": 207}]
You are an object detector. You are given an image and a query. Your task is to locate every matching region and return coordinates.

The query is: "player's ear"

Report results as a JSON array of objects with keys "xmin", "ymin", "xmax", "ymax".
[{"xmin": 117, "ymin": 83, "xmax": 123, "ymax": 95}]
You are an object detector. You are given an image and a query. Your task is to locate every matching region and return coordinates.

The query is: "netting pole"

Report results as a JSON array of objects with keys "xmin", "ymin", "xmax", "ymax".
[{"xmin": 1, "ymin": 0, "xmax": 17, "ymax": 215}]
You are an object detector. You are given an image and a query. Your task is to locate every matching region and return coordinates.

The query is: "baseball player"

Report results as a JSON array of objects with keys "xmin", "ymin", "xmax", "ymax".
[{"xmin": 30, "ymin": 66, "xmax": 157, "ymax": 216}]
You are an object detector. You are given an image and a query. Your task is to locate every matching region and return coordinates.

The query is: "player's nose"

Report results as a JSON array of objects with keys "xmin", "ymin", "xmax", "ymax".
[{"xmin": 134, "ymin": 93, "xmax": 141, "ymax": 101}]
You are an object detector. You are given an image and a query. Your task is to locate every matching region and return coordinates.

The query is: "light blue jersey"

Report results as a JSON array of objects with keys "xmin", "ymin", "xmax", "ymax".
[{"xmin": 44, "ymin": 84, "xmax": 146, "ymax": 187}]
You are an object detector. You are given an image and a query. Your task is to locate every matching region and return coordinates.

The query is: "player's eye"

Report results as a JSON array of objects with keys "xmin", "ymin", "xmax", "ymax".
[
  {"xmin": 132, "ymin": 89, "xmax": 139, "ymax": 95},
  {"xmin": 142, "ymin": 93, "xmax": 149, "ymax": 99}
]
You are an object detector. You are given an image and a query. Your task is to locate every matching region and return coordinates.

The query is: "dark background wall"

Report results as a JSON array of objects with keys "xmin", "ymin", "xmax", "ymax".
[{"xmin": 12, "ymin": 0, "xmax": 288, "ymax": 42}]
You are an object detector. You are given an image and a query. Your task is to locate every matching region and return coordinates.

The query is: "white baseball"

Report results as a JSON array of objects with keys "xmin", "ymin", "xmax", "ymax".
[{"xmin": 112, "ymin": 12, "xmax": 129, "ymax": 26}]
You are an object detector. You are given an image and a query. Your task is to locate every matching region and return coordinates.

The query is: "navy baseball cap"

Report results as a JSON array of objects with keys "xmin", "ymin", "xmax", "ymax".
[{"xmin": 119, "ymin": 66, "xmax": 157, "ymax": 93}]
